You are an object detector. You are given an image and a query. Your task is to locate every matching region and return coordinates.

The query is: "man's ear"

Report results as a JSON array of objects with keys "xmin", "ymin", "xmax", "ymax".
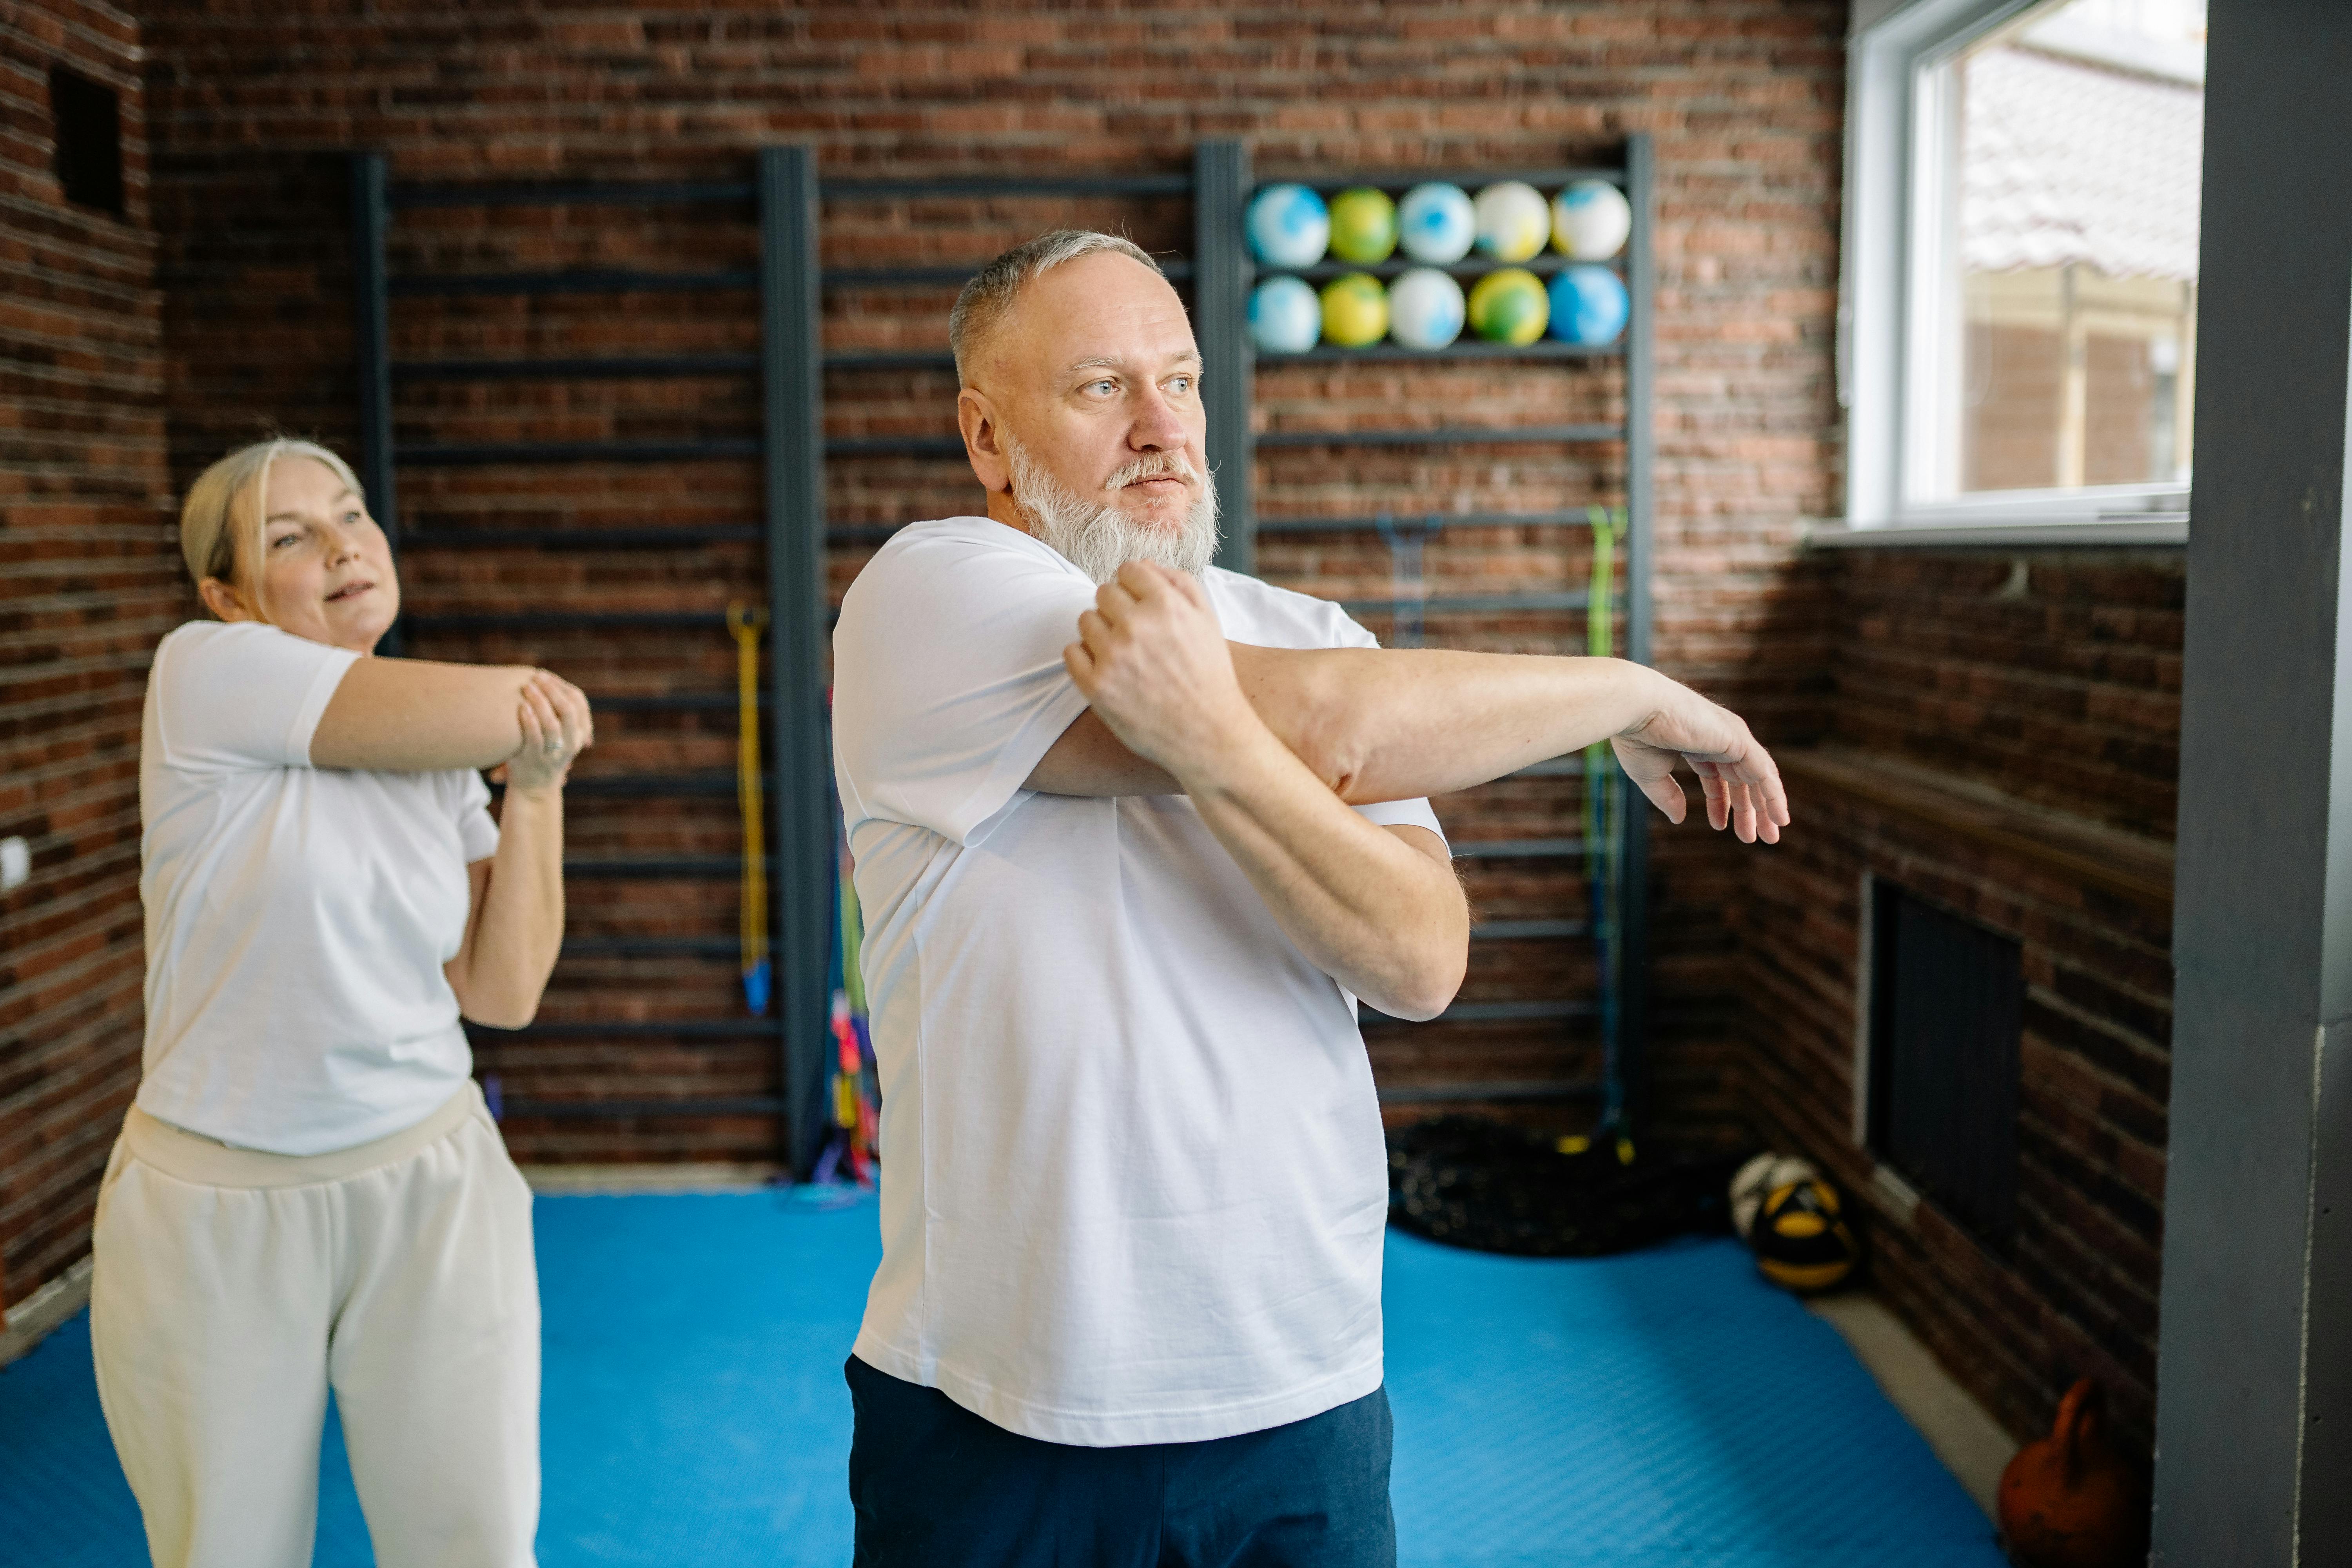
[{"xmin": 958, "ymin": 388, "xmax": 1013, "ymax": 496}]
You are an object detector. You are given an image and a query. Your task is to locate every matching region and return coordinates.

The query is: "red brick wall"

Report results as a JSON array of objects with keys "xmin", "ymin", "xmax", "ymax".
[
  {"xmin": 0, "ymin": 0, "xmax": 175, "ymax": 1308},
  {"xmin": 1814, "ymin": 550, "xmax": 2180, "ymax": 837},
  {"xmin": 1737, "ymin": 546, "xmax": 2183, "ymax": 1459},
  {"xmin": 124, "ymin": 0, "xmax": 1846, "ymax": 1165}
]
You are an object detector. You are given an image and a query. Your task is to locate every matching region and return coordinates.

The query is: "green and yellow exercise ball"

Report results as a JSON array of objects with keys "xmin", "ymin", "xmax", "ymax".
[
  {"xmin": 1320, "ymin": 273, "xmax": 1389, "ymax": 348},
  {"xmin": 1328, "ymin": 187, "xmax": 1399, "ymax": 264},
  {"xmin": 1466, "ymin": 267, "xmax": 1548, "ymax": 344}
]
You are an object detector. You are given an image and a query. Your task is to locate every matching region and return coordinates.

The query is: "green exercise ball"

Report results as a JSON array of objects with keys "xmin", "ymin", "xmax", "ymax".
[{"xmin": 1466, "ymin": 267, "xmax": 1549, "ymax": 344}]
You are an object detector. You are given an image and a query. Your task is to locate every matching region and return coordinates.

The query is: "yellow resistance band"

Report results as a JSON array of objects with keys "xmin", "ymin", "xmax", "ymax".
[
  {"xmin": 728, "ymin": 603, "xmax": 771, "ymax": 1014},
  {"xmin": 1581, "ymin": 505, "xmax": 1624, "ymax": 851}
]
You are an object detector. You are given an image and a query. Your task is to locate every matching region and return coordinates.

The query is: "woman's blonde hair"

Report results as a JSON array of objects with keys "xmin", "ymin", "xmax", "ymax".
[{"xmin": 178, "ymin": 438, "xmax": 368, "ymax": 615}]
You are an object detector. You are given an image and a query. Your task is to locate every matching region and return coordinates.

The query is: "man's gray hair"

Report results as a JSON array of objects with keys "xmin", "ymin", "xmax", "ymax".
[{"xmin": 948, "ymin": 230, "xmax": 1163, "ymax": 383}]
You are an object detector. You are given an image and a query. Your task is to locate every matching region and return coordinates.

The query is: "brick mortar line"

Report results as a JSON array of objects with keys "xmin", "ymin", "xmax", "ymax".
[
  {"xmin": 0, "ymin": 1, "xmax": 147, "ymax": 47},
  {"xmin": 0, "ymin": 362, "xmax": 171, "ymax": 397},
  {"xmin": 0, "ymin": 907, "xmax": 145, "ymax": 984},
  {"xmin": 0, "ymin": 965, "xmax": 145, "ymax": 1040},
  {"xmin": 0, "ymin": 1092, "xmax": 142, "ymax": 1227},
  {"xmin": 0, "ymin": 1018, "xmax": 142, "ymax": 1109}
]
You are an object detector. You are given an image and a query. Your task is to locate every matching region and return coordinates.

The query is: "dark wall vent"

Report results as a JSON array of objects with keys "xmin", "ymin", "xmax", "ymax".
[
  {"xmin": 49, "ymin": 65, "xmax": 124, "ymax": 216},
  {"xmin": 1867, "ymin": 879, "xmax": 2022, "ymax": 1249}
]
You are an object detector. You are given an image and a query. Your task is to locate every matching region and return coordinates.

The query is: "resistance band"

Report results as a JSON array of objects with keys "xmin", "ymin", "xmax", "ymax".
[
  {"xmin": 728, "ymin": 603, "xmax": 771, "ymax": 1016},
  {"xmin": 817, "ymin": 818, "xmax": 880, "ymax": 1187}
]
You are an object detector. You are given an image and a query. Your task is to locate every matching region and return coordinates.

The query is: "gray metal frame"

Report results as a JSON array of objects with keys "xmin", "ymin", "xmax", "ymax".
[
  {"xmin": 348, "ymin": 152, "xmax": 400, "ymax": 653},
  {"xmin": 2155, "ymin": 2, "xmax": 2352, "ymax": 1558},
  {"xmin": 1193, "ymin": 141, "xmax": 1255, "ymax": 575},
  {"xmin": 1617, "ymin": 132, "xmax": 1655, "ymax": 1123},
  {"xmin": 758, "ymin": 146, "xmax": 837, "ymax": 1180},
  {"xmin": 1231, "ymin": 139, "xmax": 1656, "ymax": 1124},
  {"xmin": 345, "ymin": 151, "xmax": 831, "ymax": 1156}
]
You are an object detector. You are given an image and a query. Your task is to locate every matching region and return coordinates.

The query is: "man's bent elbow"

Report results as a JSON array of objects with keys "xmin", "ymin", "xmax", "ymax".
[
  {"xmin": 1381, "ymin": 948, "xmax": 1466, "ymax": 1023},
  {"xmin": 457, "ymin": 985, "xmax": 543, "ymax": 1032},
  {"xmin": 1286, "ymin": 721, "xmax": 1369, "ymax": 800}
]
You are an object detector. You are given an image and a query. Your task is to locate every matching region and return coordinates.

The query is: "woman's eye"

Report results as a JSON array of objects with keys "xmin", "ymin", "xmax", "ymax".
[{"xmin": 271, "ymin": 534, "xmax": 300, "ymax": 550}]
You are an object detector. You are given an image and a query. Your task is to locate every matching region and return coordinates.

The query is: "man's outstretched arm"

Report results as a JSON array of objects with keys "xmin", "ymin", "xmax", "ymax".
[
  {"xmin": 1062, "ymin": 564, "xmax": 1468, "ymax": 1020},
  {"xmin": 1031, "ymin": 565, "xmax": 1791, "ymax": 845}
]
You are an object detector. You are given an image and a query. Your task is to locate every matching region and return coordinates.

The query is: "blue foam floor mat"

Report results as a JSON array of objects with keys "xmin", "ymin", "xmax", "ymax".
[{"xmin": 0, "ymin": 1192, "xmax": 2004, "ymax": 1566}]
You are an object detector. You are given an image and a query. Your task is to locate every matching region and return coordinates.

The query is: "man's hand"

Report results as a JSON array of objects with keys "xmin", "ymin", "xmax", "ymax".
[
  {"xmin": 1064, "ymin": 562, "xmax": 1266, "ymax": 782},
  {"xmin": 1610, "ymin": 681, "xmax": 1789, "ymax": 844}
]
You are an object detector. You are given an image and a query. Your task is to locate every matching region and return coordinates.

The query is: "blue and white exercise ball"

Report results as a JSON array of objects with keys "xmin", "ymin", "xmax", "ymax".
[
  {"xmin": 1552, "ymin": 178, "xmax": 1632, "ymax": 261},
  {"xmin": 1472, "ymin": 181, "xmax": 1551, "ymax": 262},
  {"xmin": 1397, "ymin": 182, "xmax": 1476, "ymax": 265},
  {"xmin": 1249, "ymin": 276, "xmax": 1323, "ymax": 354},
  {"xmin": 1247, "ymin": 184, "xmax": 1330, "ymax": 269},
  {"xmin": 1548, "ymin": 263, "xmax": 1630, "ymax": 345},
  {"xmin": 1388, "ymin": 267, "xmax": 1465, "ymax": 350}
]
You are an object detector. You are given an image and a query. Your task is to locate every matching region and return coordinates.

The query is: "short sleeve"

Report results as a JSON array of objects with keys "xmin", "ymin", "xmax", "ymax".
[
  {"xmin": 149, "ymin": 621, "xmax": 361, "ymax": 773},
  {"xmin": 832, "ymin": 523, "xmax": 1100, "ymax": 847},
  {"xmin": 1355, "ymin": 795, "xmax": 1446, "ymax": 842},
  {"xmin": 453, "ymin": 769, "xmax": 500, "ymax": 863}
]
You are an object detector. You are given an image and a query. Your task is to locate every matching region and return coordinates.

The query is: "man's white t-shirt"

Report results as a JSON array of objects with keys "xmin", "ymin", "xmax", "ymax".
[
  {"xmin": 136, "ymin": 621, "xmax": 500, "ymax": 1156},
  {"xmin": 831, "ymin": 515, "xmax": 1445, "ymax": 1448}
]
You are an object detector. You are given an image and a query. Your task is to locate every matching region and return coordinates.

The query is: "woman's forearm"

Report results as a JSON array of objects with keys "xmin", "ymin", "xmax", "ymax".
[
  {"xmin": 456, "ymin": 786, "xmax": 565, "ymax": 1028},
  {"xmin": 312, "ymin": 658, "xmax": 543, "ymax": 771}
]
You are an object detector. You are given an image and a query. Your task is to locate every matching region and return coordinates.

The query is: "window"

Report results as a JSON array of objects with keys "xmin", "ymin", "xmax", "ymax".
[
  {"xmin": 1843, "ymin": 0, "xmax": 2206, "ymax": 529},
  {"xmin": 49, "ymin": 65, "xmax": 124, "ymax": 217},
  {"xmin": 1865, "ymin": 880, "xmax": 2022, "ymax": 1249}
]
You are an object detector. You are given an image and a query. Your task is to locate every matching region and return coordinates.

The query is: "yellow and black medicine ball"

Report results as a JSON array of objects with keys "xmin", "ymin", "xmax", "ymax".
[{"xmin": 1749, "ymin": 1176, "xmax": 1861, "ymax": 1294}]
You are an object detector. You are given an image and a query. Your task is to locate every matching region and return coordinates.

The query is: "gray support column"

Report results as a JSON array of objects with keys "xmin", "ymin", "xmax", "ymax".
[
  {"xmin": 348, "ymin": 151, "xmax": 400, "ymax": 653},
  {"xmin": 2155, "ymin": 4, "xmax": 2352, "ymax": 1560},
  {"xmin": 1192, "ymin": 140, "xmax": 1255, "ymax": 576},
  {"xmin": 758, "ymin": 146, "xmax": 834, "ymax": 1179},
  {"xmin": 1616, "ymin": 133, "xmax": 1655, "ymax": 1125}
]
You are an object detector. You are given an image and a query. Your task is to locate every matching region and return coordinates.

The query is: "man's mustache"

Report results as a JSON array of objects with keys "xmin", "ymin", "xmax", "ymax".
[{"xmin": 1104, "ymin": 454, "xmax": 1200, "ymax": 488}]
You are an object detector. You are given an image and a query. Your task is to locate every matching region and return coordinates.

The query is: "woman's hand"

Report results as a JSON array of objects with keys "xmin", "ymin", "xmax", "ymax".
[
  {"xmin": 1610, "ymin": 679, "xmax": 1789, "ymax": 844},
  {"xmin": 491, "ymin": 671, "xmax": 593, "ymax": 797}
]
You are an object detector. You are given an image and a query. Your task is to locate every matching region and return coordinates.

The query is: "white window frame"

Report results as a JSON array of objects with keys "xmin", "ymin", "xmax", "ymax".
[{"xmin": 1839, "ymin": 0, "xmax": 2195, "ymax": 532}]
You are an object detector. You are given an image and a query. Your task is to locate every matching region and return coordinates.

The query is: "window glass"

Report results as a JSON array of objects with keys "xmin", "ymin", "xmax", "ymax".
[{"xmin": 1930, "ymin": 0, "xmax": 2205, "ymax": 501}]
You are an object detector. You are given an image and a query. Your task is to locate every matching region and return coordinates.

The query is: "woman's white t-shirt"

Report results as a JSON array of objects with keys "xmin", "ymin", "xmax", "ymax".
[
  {"xmin": 136, "ymin": 621, "xmax": 499, "ymax": 1155},
  {"xmin": 833, "ymin": 516, "xmax": 1445, "ymax": 1448}
]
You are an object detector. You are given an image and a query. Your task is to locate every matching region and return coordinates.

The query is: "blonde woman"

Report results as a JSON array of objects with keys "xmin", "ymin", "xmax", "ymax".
[{"xmin": 91, "ymin": 438, "xmax": 590, "ymax": 1568}]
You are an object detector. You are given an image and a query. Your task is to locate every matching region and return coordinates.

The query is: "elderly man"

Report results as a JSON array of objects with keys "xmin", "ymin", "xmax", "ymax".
[{"xmin": 830, "ymin": 230, "xmax": 1787, "ymax": 1566}]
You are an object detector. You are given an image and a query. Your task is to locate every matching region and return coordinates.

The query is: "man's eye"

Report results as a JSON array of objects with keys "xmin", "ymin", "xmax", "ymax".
[
  {"xmin": 1087, "ymin": 379, "xmax": 1116, "ymax": 395},
  {"xmin": 1168, "ymin": 376, "xmax": 1194, "ymax": 396}
]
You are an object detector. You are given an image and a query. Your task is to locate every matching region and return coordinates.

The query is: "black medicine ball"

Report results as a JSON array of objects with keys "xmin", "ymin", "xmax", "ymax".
[{"xmin": 1749, "ymin": 1176, "xmax": 1861, "ymax": 1293}]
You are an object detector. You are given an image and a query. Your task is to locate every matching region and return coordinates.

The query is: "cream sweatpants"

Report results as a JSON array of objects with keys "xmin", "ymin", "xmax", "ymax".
[{"xmin": 89, "ymin": 1082, "xmax": 540, "ymax": 1568}]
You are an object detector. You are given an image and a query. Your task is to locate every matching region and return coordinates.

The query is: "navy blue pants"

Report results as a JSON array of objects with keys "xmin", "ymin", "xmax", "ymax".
[{"xmin": 846, "ymin": 1355, "xmax": 1396, "ymax": 1568}]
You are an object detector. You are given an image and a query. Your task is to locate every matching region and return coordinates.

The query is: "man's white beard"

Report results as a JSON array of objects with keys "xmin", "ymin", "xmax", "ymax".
[{"xmin": 1004, "ymin": 434, "xmax": 1220, "ymax": 585}]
